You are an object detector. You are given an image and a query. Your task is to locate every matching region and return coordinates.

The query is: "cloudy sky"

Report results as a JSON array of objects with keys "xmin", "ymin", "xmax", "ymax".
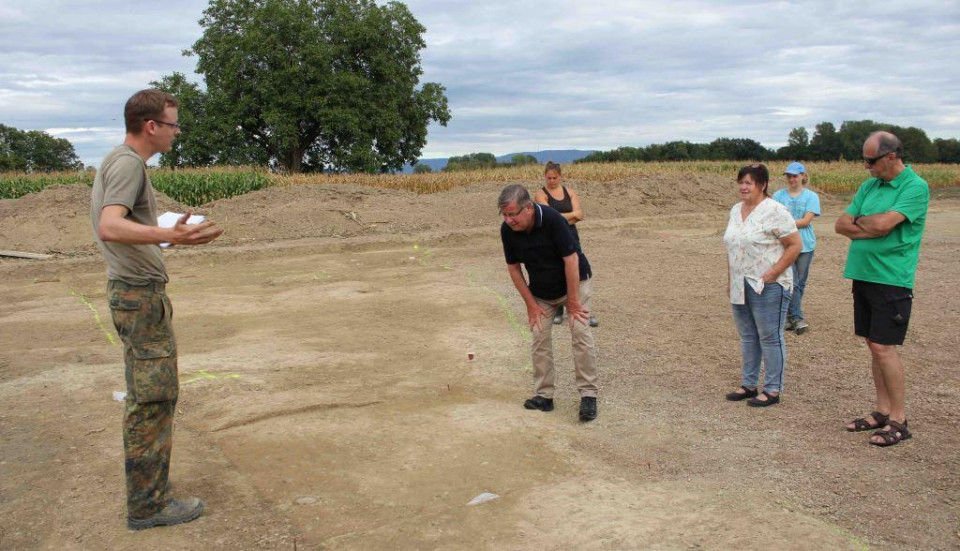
[{"xmin": 2, "ymin": 0, "xmax": 958, "ymax": 168}]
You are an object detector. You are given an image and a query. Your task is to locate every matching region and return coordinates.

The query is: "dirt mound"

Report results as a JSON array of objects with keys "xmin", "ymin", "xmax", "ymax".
[
  {"xmin": 0, "ymin": 173, "xmax": 739, "ymax": 254},
  {"xmin": 0, "ymin": 185, "xmax": 185, "ymax": 255},
  {"xmin": 204, "ymin": 173, "xmax": 740, "ymax": 244}
]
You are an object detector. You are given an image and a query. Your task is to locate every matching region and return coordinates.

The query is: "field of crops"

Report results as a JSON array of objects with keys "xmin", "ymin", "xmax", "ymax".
[{"xmin": 2, "ymin": 161, "xmax": 958, "ymax": 203}]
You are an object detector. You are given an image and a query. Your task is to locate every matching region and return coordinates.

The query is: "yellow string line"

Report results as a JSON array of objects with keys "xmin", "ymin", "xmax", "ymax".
[
  {"xmin": 181, "ymin": 369, "xmax": 242, "ymax": 384},
  {"xmin": 70, "ymin": 289, "xmax": 117, "ymax": 346}
]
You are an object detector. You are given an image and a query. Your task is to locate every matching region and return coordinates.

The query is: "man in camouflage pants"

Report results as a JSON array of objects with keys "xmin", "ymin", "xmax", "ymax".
[{"xmin": 91, "ymin": 89, "xmax": 223, "ymax": 529}]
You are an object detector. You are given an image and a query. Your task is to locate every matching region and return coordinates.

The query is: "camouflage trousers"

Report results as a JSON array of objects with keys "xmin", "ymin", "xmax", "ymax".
[{"xmin": 108, "ymin": 280, "xmax": 179, "ymax": 519}]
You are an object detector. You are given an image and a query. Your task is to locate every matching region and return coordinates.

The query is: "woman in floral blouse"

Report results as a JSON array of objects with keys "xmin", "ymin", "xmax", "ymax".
[{"xmin": 723, "ymin": 164, "xmax": 802, "ymax": 407}]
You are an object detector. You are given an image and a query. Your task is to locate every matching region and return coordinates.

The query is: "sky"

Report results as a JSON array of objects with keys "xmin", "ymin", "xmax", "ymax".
[{"xmin": 2, "ymin": 0, "xmax": 959, "ymax": 168}]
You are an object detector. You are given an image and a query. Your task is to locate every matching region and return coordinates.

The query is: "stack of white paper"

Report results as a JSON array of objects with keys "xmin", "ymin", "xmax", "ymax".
[{"xmin": 157, "ymin": 212, "xmax": 206, "ymax": 248}]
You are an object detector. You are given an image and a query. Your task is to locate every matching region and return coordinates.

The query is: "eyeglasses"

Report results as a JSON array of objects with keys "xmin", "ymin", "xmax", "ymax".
[
  {"xmin": 500, "ymin": 206, "xmax": 526, "ymax": 219},
  {"xmin": 144, "ymin": 119, "xmax": 181, "ymax": 130},
  {"xmin": 863, "ymin": 152, "xmax": 889, "ymax": 166}
]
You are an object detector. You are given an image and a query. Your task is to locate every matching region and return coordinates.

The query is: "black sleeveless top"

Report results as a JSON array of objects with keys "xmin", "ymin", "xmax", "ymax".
[{"xmin": 542, "ymin": 186, "xmax": 580, "ymax": 244}]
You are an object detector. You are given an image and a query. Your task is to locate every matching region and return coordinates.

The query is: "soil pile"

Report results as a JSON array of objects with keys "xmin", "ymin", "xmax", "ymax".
[{"xmin": 0, "ymin": 173, "xmax": 739, "ymax": 254}]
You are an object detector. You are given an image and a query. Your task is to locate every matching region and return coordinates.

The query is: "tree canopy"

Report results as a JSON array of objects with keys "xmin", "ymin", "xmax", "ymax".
[
  {"xmin": 444, "ymin": 152, "xmax": 497, "ymax": 171},
  {"xmin": 578, "ymin": 120, "xmax": 959, "ymax": 165},
  {"xmin": 0, "ymin": 124, "xmax": 83, "ymax": 172},
  {"xmin": 158, "ymin": 0, "xmax": 449, "ymax": 173}
]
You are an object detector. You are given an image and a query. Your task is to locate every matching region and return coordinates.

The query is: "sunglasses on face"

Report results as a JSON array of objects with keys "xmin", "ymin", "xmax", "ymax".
[{"xmin": 863, "ymin": 152, "xmax": 889, "ymax": 165}]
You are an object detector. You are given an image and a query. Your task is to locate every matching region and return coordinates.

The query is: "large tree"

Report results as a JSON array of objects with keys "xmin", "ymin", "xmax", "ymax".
[
  {"xmin": 808, "ymin": 122, "xmax": 842, "ymax": 161},
  {"xmin": 0, "ymin": 124, "xmax": 83, "ymax": 172},
  {"xmin": 935, "ymin": 138, "xmax": 960, "ymax": 163},
  {"xmin": 151, "ymin": 72, "xmax": 267, "ymax": 168},
  {"xmin": 176, "ymin": 0, "xmax": 449, "ymax": 173}
]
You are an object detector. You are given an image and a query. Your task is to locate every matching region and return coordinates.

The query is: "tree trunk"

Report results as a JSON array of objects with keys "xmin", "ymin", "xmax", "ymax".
[{"xmin": 284, "ymin": 148, "xmax": 304, "ymax": 173}]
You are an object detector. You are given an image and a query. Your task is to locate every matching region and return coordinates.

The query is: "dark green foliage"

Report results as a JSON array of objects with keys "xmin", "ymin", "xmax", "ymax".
[
  {"xmin": 412, "ymin": 162, "xmax": 432, "ymax": 173},
  {"xmin": 163, "ymin": 0, "xmax": 450, "ymax": 174},
  {"xmin": 0, "ymin": 124, "xmax": 83, "ymax": 172},
  {"xmin": 808, "ymin": 122, "xmax": 842, "ymax": 161},
  {"xmin": 578, "ymin": 122, "xmax": 959, "ymax": 164},
  {"xmin": 577, "ymin": 139, "xmax": 771, "ymax": 163},
  {"xmin": 776, "ymin": 127, "xmax": 809, "ymax": 160},
  {"xmin": 151, "ymin": 73, "xmax": 266, "ymax": 168},
  {"xmin": 934, "ymin": 138, "xmax": 960, "ymax": 163},
  {"xmin": 444, "ymin": 152, "xmax": 497, "ymax": 171},
  {"xmin": 507, "ymin": 154, "xmax": 539, "ymax": 166}
]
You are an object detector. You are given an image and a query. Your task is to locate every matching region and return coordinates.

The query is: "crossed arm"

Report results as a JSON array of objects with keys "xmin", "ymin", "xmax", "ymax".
[
  {"xmin": 835, "ymin": 211, "xmax": 906, "ymax": 240},
  {"xmin": 533, "ymin": 189, "xmax": 584, "ymax": 225}
]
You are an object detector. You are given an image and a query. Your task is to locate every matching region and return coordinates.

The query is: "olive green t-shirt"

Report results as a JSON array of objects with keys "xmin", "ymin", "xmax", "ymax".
[
  {"xmin": 90, "ymin": 145, "xmax": 168, "ymax": 284},
  {"xmin": 843, "ymin": 165, "xmax": 929, "ymax": 289}
]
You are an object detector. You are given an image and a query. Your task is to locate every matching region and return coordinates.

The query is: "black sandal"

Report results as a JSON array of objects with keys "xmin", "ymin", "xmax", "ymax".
[
  {"xmin": 845, "ymin": 411, "xmax": 890, "ymax": 432},
  {"xmin": 869, "ymin": 420, "xmax": 912, "ymax": 447},
  {"xmin": 725, "ymin": 386, "xmax": 758, "ymax": 401},
  {"xmin": 747, "ymin": 391, "xmax": 780, "ymax": 407}
]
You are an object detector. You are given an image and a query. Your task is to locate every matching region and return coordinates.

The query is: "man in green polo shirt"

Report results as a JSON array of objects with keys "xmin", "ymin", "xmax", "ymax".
[{"xmin": 835, "ymin": 131, "xmax": 929, "ymax": 447}]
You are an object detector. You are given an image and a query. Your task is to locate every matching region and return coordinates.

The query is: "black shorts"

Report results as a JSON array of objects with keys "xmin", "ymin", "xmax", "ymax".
[{"xmin": 852, "ymin": 280, "xmax": 913, "ymax": 345}]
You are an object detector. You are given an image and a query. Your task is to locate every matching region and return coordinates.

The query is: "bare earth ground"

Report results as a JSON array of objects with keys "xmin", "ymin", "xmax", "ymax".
[{"xmin": 1, "ymin": 176, "xmax": 958, "ymax": 550}]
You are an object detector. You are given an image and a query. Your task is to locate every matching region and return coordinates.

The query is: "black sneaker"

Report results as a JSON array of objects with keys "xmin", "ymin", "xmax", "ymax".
[
  {"xmin": 793, "ymin": 319, "xmax": 809, "ymax": 335},
  {"xmin": 128, "ymin": 497, "xmax": 204, "ymax": 531},
  {"xmin": 579, "ymin": 396, "xmax": 598, "ymax": 421},
  {"xmin": 523, "ymin": 396, "xmax": 554, "ymax": 412}
]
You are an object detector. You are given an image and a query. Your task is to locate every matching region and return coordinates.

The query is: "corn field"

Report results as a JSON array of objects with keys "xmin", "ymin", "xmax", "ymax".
[
  {"xmin": 150, "ymin": 168, "xmax": 268, "ymax": 206},
  {"xmin": 2, "ymin": 161, "xmax": 959, "ymax": 203}
]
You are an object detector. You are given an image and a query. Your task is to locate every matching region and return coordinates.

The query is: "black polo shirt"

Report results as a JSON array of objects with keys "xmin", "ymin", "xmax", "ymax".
[{"xmin": 501, "ymin": 203, "xmax": 592, "ymax": 300}]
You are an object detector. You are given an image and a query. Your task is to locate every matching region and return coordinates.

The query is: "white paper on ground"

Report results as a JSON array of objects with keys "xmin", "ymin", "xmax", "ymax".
[
  {"xmin": 157, "ymin": 212, "xmax": 206, "ymax": 248},
  {"xmin": 112, "ymin": 390, "xmax": 127, "ymax": 402},
  {"xmin": 467, "ymin": 492, "xmax": 499, "ymax": 506}
]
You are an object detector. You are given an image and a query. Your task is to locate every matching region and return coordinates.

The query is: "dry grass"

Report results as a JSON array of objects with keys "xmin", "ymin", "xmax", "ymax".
[
  {"xmin": 272, "ymin": 161, "xmax": 960, "ymax": 193},
  {"xmin": 3, "ymin": 161, "xmax": 958, "ymax": 201}
]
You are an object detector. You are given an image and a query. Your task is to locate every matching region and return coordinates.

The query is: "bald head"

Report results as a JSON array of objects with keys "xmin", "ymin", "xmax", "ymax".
[{"xmin": 865, "ymin": 131, "xmax": 903, "ymax": 159}]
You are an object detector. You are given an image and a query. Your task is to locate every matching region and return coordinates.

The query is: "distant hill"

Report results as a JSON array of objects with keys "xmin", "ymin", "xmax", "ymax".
[{"xmin": 402, "ymin": 149, "xmax": 596, "ymax": 173}]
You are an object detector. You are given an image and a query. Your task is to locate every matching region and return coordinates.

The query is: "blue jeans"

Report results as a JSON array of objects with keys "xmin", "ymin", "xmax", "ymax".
[
  {"xmin": 788, "ymin": 251, "xmax": 814, "ymax": 320},
  {"xmin": 732, "ymin": 280, "xmax": 790, "ymax": 394}
]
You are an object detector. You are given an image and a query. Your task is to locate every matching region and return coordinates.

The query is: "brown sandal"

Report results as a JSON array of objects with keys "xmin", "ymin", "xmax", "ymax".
[
  {"xmin": 845, "ymin": 411, "xmax": 889, "ymax": 432},
  {"xmin": 869, "ymin": 420, "xmax": 912, "ymax": 447}
]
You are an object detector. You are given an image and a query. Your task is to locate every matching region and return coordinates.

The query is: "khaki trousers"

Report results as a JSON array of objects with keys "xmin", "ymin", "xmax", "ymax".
[{"xmin": 531, "ymin": 278, "xmax": 598, "ymax": 399}]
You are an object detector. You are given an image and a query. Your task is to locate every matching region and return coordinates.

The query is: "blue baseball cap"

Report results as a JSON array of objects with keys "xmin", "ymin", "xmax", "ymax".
[{"xmin": 784, "ymin": 162, "xmax": 806, "ymax": 175}]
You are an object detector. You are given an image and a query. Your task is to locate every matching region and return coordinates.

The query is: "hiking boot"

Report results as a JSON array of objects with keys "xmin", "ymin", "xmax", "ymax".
[
  {"xmin": 579, "ymin": 396, "xmax": 598, "ymax": 422},
  {"xmin": 523, "ymin": 396, "xmax": 554, "ymax": 412},
  {"xmin": 793, "ymin": 318, "xmax": 809, "ymax": 335},
  {"xmin": 784, "ymin": 316, "xmax": 796, "ymax": 331},
  {"xmin": 128, "ymin": 497, "xmax": 204, "ymax": 531},
  {"xmin": 588, "ymin": 316, "xmax": 598, "ymax": 328},
  {"xmin": 552, "ymin": 313, "xmax": 563, "ymax": 325}
]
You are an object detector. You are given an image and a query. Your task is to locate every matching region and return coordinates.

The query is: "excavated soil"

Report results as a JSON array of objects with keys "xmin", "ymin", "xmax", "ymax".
[{"xmin": 1, "ymin": 175, "xmax": 958, "ymax": 550}]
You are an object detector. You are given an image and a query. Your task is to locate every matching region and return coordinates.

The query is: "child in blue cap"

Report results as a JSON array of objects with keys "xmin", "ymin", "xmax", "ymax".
[{"xmin": 773, "ymin": 162, "xmax": 820, "ymax": 334}]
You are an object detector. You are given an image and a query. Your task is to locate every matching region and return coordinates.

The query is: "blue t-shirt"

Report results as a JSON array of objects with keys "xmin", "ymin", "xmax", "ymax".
[{"xmin": 772, "ymin": 188, "xmax": 821, "ymax": 253}]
